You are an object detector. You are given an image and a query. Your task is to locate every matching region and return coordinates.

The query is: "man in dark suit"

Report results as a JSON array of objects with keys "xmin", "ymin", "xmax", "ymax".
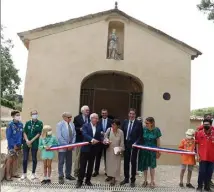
[
  {"xmin": 120, "ymin": 108, "xmax": 143, "ymax": 187},
  {"xmin": 76, "ymin": 113, "xmax": 103, "ymax": 188},
  {"xmin": 92, "ymin": 109, "xmax": 113, "ymax": 177},
  {"xmin": 73, "ymin": 105, "xmax": 90, "ymax": 177}
]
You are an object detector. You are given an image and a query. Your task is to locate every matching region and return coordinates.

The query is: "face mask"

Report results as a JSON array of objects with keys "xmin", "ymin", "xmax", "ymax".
[
  {"xmin": 47, "ymin": 131, "xmax": 52, "ymax": 135},
  {"xmin": 14, "ymin": 116, "xmax": 21, "ymax": 121},
  {"xmin": 186, "ymin": 135, "xmax": 193, "ymax": 139},
  {"xmin": 204, "ymin": 125, "xmax": 210, "ymax": 130},
  {"xmin": 32, "ymin": 114, "xmax": 38, "ymax": 119}
]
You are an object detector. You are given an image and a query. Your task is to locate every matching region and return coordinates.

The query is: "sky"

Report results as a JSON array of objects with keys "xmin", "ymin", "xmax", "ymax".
[{"xmin": 1, "ymin": 0, "xmax": 214, "ymax": 110}]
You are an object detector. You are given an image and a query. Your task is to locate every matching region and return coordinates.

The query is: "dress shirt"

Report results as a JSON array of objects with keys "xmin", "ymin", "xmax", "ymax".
[
  {"xmin": 63, "ymin": 120, "xmax": 69, "ymax": 131},
  {"xmin": 91, "ymin": 123, "xmax": 96, "ymax": 137},
  {"xmin": 102, "ymin": 118, "xmax": 108, "ymax": 131},
  {"xmin": 82, "ymin": 115, "xmax": 88, "ymax": 123}
]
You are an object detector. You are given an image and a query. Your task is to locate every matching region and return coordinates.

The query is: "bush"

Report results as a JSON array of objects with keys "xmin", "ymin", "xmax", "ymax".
[
  {"xmin": 14, "ymin": 103, "xmax": 22, "ymax": 111},
  {"xmin": 1, "ymin": 98, "xmax": 15, "ymax": 109}
]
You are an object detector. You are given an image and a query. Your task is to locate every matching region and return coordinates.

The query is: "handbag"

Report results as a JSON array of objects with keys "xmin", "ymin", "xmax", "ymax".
[{"xmin": 103, "ymin": 128, "xmax": 111, "ymax": 149}]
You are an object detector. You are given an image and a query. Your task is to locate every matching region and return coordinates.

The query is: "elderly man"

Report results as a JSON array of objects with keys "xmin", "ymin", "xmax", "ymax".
[
  {"xmin": 56, "ymin": 112, "xmax": 76, "ymax": 184},
  {"xmin": 93, "ymin": 109, "xmax": 112, "ymax": 177},
  {"xmin": 76, "ymin": 113, "xmax": 103, "ymax": 188},
  {"xmin": 73, "ymin": 105, "xmax": 90, "ymax": 177}
]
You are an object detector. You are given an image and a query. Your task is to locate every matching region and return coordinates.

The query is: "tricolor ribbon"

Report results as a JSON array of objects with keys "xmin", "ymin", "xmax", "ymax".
[
  {"xmin": 132, "ymin": 144, "xmax": 196, "ymax": 155},
  {"xmin": 48, "ymin": 142, "xmax": 90, "ymax": 151}
]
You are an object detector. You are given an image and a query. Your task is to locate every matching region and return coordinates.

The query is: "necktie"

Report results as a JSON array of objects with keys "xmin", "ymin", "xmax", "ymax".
[
  {"xmin": 68, "ymin": 123, "xmax": 72, "ymax": 142},
  {"xmin": 127, "ymin": 121, "xmax": 133, "ymax": 140},
  {"xmin": 103, "ymin": 119, "xmax": 106, "ymax": 131}
]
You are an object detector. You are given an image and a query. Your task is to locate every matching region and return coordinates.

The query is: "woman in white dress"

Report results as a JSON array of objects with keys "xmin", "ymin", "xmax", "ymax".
[{"xmin": 104, "ymin": 119, "xmax": 124, "ymax": 186}]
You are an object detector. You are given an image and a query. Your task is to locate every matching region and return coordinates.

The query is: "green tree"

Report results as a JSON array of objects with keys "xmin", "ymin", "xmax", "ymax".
[
  {"xmin": 0, "ymin": 26, "xmax": 21, "ymax": 98},
  {"xmin": 197, "ymin": 0, "xmax": 214, "ymax": 21},
  {"xmin": 191, "ymin": 107, "xmax": 214, "ymax": 116}
]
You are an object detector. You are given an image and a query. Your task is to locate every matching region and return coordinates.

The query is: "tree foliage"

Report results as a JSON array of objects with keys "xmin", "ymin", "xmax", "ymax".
[
  {"xmin": 0, "ymin": 26, "xmax": 21, "ymax": 97},
  {"xmin": 191, "ymin": 107, "xmax": 214, "ymax": 116},
  {"xmin": 197, "ymin": 0, "xmax": 214, "ymax": 21}
]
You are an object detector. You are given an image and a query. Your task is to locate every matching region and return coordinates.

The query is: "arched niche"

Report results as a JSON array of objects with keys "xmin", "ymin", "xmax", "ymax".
[{"xmin": 106, "ymin": 21, "xmax": 125, "ymax": 60}]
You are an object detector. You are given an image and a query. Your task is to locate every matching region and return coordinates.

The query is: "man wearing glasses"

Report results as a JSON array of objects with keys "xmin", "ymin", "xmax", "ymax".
[{"xmin": 56, "ymin": 112, "xmax": 76, "ymax": 184}]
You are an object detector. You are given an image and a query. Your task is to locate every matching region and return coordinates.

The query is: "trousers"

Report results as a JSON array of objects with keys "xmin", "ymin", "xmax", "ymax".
[
  {"xmin": 23, "ymin": 147, "xmax": 38, "ymax": 173},
  {"xmin": 198, "ymin": 161, "xmax": 213, "ymax": 188},
  {"xmin": 58, "ymin": 150, "xmax": 73, "ymax": 177}
]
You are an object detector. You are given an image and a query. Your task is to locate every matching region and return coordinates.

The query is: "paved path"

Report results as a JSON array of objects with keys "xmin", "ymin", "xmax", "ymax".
[
  {"xmin": 1, "ymin": 160, "xmax": 199, "ymax": 192},
  {"xmin": 1, "ymin": 140, "xmax": 200, "ymax": 191}
]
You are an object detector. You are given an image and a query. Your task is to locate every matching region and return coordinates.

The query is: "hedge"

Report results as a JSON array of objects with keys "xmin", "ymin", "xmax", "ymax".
[{"xmin": 1, "ymin": 98, "xmax": 15, "ymax": 109}]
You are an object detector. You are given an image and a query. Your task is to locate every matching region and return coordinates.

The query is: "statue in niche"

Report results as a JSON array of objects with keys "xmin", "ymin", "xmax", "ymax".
[{"xmin": 108, "ymin": 29, "xmax": 121, "ymax": 60}]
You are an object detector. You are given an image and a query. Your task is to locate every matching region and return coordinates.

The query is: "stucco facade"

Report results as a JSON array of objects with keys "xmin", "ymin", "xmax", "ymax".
[{"xmin": 18, "ymin": 8, "xmax": 201, "ymax": 164}]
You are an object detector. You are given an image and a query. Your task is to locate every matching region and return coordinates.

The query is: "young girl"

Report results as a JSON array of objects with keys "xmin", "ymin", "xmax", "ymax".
[
  {"xmin": 39, "ymin": 125, "xmax": 58, "ymax": 184},
  {"xmin": 178, "ymin": 129, "xmax": 196, "ymax": 189}
]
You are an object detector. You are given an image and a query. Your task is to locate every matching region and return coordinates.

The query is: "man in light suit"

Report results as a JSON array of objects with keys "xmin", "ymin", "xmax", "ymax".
[
  {"xmin": 76, "ymin": 113, "xmax": 103, "ymax": 188},
  {"xmin": 56, "ymin": 112, "xmax": 76, "ymax": 184},
  {"xmin": 92, "ymin": 109, "xmax": 112, "ymax": 177},
  {"xmin": 73, "ymin": 105, "xmax": 90, "ymax": 177}
]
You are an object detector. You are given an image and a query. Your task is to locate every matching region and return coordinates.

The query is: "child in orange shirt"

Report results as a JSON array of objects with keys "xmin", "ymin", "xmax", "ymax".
[{"xmin": 178, "ymin": 129, "xmax": 196, "ymax": 189}]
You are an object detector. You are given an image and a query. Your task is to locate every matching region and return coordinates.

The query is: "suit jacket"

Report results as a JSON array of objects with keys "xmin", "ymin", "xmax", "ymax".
[
  {"xmin": 121, "ymin": 119, "xmax": 143, "ymax": 146},
  {"xmin": 56, "ymin": 120, "xmax": 76, "ymax": 152},
  {"xmin": 98, "ymin": 118, "xmax": 113, "ymax": 132},
  {"xmin": 81, "ymin": 123, "xmax": 103, "ymax": 153},
  {"xmin": 73, "ymin": 114, "xmax": 90, "ymax": 142}
]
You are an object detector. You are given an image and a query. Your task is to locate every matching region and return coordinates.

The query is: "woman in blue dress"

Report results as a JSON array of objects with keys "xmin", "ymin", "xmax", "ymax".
[{"xmin": 39, "ymin": 125, "xmax": 58, "ymax": 184}]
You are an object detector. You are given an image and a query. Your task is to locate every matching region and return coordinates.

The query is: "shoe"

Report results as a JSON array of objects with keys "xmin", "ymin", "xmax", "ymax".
[
  {"xmin": 130, "ymin": 182, "xmax": 135, "ymax": 188},
  {"xmin": 204, "ymin": 187, "xmax": 212, "ymax": 191},
  {"xmin": 150, "ymin": 182, "xmax": 155, "ymax": 189},
  {"xmin": 21, "ymin": 174, "xmax": 27, "ymax": 180},
  {"xmin": 85, "ymin": 181, "xmax": 93, "ymax": 186},
  {"xmin": 211, "ymin": 181, "xmax": 214, "ymax": 188},
  {"xmin": 76, "ymin": 182, "xmax": 82, "ymax": 188},
  {"xmin": 41, "ymin": 180, "xmax": 47, "ymax": 184},
  {"xmin": 66, "ymin": 175, "xmax": 76, "ymax": 180},
  {"xmin": 120, "ymin": 179, "xmax": 129, "ymax": 185},
  {"xmin": 179, "ymin": 183, "xmax": 184, "ymax": 187},
  {"xmin": 5, "ymin": 177, "xmax": 13, "ymax": 181},
  {"xmin": 58, "ymin": 177, "xmax": 64, "ymax": 184},
  {"xmin": 12, "ymin": 175, "xmax": 20, "ymax": 178},
  {"xmin": 138, "ymin": 172, "xmax": 143, "ymax": 177},
  {"xmin": 92, "ymin": 172, "xmax": 99, "ymax": 177},
  {"xmin": 105, "ymin": 177, "xmax": 112, "ymax": 182},
  {"xmin": 110, "ymin": 178, "xmax": 116, "ymax": 186},
  {"xmin": 186, "ymin": 183, "xmax": 195, "ymax": 188},
  {"xmin": 196, "ymin": 187, "xmax": 203, "ymax": 191},
  {"xmin": 31, "ymin": 174, "xmax": 37, "ymax": 180},
  {"xmin": 46, "ymin": 179, "xmax": 51, "ymax": 184},
  {"xmin": 142, "ymin": 181, "xmax": 148, "ymax": 187}
]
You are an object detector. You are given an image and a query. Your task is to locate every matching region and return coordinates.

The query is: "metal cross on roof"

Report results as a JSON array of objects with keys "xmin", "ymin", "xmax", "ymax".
[{"xmin": 115, "ymin": 1, "xmax": 118, "ymax": 9}]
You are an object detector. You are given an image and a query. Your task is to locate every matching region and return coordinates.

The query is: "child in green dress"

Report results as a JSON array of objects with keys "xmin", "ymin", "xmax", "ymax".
[{"xmin": 39, "ymin": 125, "xmax": 58, "ymax": 184}]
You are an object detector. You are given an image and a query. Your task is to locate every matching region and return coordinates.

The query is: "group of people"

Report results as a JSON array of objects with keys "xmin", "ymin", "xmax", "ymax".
[{"xmin": 5, "ymin": 106, "xmax": 214, "ymax": 191}]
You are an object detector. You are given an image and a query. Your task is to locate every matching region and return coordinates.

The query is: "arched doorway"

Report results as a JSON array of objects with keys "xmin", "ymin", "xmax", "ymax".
[{"xmin": 80, "ymin": 71, "xmax": 143, "ymax": 120}]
